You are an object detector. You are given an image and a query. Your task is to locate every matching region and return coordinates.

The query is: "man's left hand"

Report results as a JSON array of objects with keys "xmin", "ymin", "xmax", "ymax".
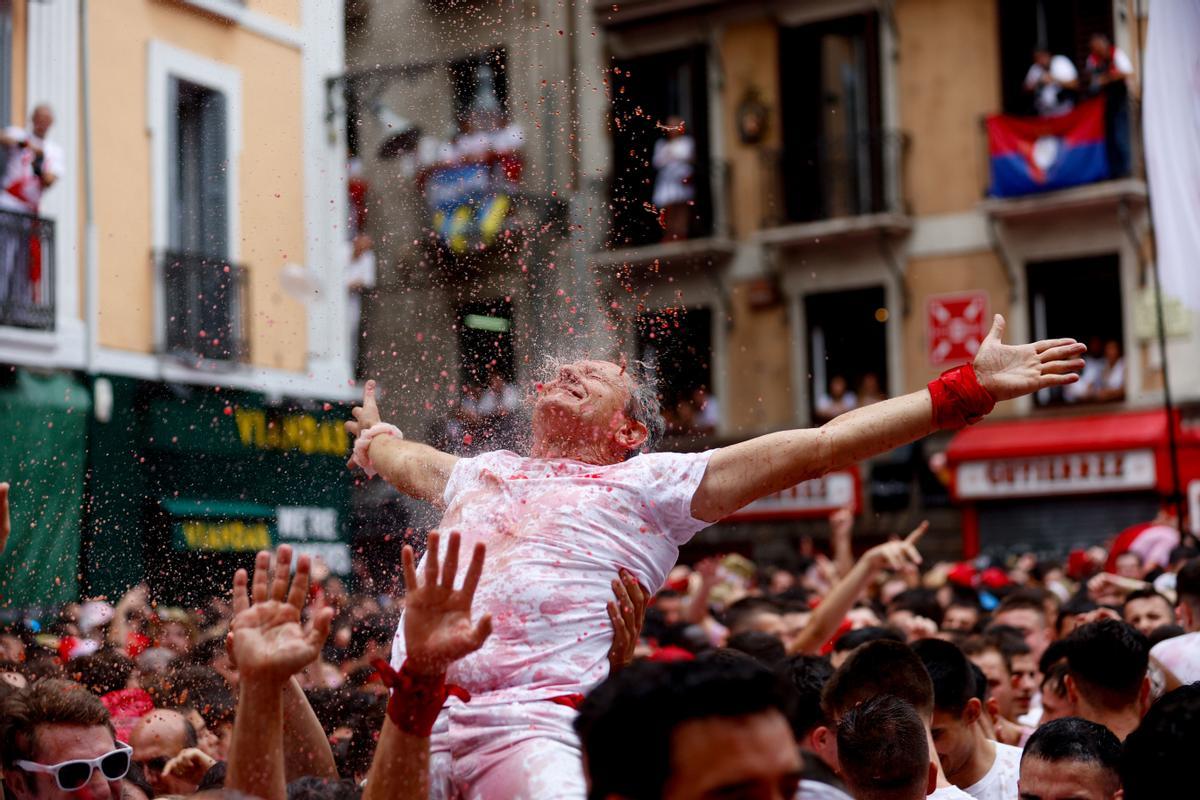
[
  {"xmin": 972, "ymin": 314, "xmax": 1086, "ymax": 402},
  {"xmin": 607, "ymin": 569, "xmax": 648, "ymax": 673}
]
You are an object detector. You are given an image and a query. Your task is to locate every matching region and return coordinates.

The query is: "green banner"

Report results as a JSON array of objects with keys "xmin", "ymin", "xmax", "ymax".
[{"xmin": 0, "ymin": 370, "xmax": 91, "ymax": 610}]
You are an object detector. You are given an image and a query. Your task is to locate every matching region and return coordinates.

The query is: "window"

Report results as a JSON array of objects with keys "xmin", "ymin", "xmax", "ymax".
[
  {"xmin": 457, "ymin": 298, "xmax": 515, "ymax": 389},
  {"xmin": 610, "ymin": 46, "xmax": 712, "ymax": 247},
  {"xmin": 449, "ymin": 50, "xmax": 508, "ymax": 134},
  {"xmin": 637, "ymin": 307, "xmax": 717, "ymax": 435},
  {"xmin": 805, "ymin": 287, "xmax": 889, "ymax": 424},
  {"xmin": 1027, "ymin": 254, "xmax": 1123, "ymax": 407},
  {"xmin": 0, "ymin": 0, "xmax": 11, "ymax": 125},
  {"xmin": 997, "ymin": 0, "xmax": 1112, "ymax": 115},
  {"xmin": 778, "ymin": 13, "xmax": 885, "ymax": 223},
  {"xmin": 170, "ymin": 79, "xmax": 229, "ymax": 258}
]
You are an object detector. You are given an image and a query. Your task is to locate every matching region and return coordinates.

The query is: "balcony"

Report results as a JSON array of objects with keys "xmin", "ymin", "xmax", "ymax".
[
  {"xmin": 0, "ymin": 209, "xmax": 55, "ymax": 331},
  {"xmin": 159, "ymin": 250, "xmax": 249, "ymax": 364},
  {"xmin": 759, "ymin": 129, "xmax": 910, "ymax": 246}
]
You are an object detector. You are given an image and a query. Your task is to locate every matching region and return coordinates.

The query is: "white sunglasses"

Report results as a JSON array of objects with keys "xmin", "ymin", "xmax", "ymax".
[{"xmin": 15, "ymin": 742, "xmax": 133, "ymax": 792}]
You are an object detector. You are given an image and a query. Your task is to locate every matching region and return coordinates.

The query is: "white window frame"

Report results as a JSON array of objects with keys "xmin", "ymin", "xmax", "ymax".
[{"xmin": 146, "ymin": 40, "xmax": 242, "ymax": 353}]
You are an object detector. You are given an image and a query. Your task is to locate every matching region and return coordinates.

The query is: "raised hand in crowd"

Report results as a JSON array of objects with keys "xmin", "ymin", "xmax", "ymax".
[
  {"xmin": 363, "ymin": 532, "xmax": 491, "ymax": 800},
  {"xmin": 225, "ymin": 545, "xmax": 335, "ymax": 800},
  {"xmin": 607, "ymin": 569, "xmax": 648, "ymax": 673}
]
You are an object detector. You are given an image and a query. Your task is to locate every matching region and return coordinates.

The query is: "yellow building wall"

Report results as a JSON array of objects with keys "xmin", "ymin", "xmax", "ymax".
[
  {"xmin": 10, "ymin": 0, "xmax": 26, "ymax": 125},
  {"xmin": 902, "ymin": 249, "xmax": 1010, "ymax": 395},
  {"xmin": 725, "ymin": 284, "xmax": 795, "ymax": 433},
  {"xmin": 88, "ymin": 1, "xmax": 307, "ymax": 371},
  {"xmin": 896, "ymin": 0, "xmax": 1000, "ymax": 216},
  {"xmin": 248, "ymin": 0, "xmax": 301, "ymax": 27},
  {"xmin": 718, "ymin": 20, "xmax": 781, "ymax": 240}
]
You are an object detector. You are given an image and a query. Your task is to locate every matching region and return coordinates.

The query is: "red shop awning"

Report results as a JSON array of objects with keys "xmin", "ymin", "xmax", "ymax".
[{"xmin": 945, "ymin": 409, "xmax": 1196, "ymax": 501}]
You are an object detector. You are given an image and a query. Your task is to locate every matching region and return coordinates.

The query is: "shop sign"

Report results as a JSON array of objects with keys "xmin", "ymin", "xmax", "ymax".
[
  {"xmin": 234, "ymin": 409, "xmax": 348, "ymax": 456},
  {"xmin": 167, "ymin": 501, "xmax": 350, "ymax": 573},
  {"xmin": 956, "ymin": 449, "xmax": 1156, "ymax": 499},
  {"xmin": 726, "ymin": 471, "xmax": 857, "ymax": 521},
  {"xmin": 277, "ymin": 505, "xmax": 351, "ymax": 574},
  {"xmin": 928, "ymin": 292, "xmax": 989, "ymax": 366}
]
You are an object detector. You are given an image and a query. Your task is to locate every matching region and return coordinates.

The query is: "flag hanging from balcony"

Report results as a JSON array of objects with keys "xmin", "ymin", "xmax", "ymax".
[
  {"xmin": 1144, "ymin": 0, "xmax": 1200, "ymax": 311},
  {"xmin": 986, "ymin": 99, "xmax": 1108, "ymax": 198}
]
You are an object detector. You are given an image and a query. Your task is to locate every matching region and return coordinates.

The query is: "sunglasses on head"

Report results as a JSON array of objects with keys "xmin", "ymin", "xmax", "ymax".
[{"xmin": 15, "ymin": 743, "xmax": 132, "ymax": 792}]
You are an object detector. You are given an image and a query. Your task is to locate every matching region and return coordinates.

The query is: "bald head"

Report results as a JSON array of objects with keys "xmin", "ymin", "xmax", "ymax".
[
  {"xmin": 130, "ymin": 709, "xmax": 195, "ymax": 793},
  {"xmin": 31, "ymin": 104, "xmax": 53, "ymax": 138}
]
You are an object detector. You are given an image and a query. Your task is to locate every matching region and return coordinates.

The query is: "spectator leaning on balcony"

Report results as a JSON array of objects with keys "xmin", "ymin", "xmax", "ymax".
[
  {"xmin": 1084, "ymin": 33, "xmax": 1134, "ymax": 178},
  {"xmin": 652, "ymin": 115, "xmax": 695, "ymax": 242},
  {"xmin": 1023, "ymin": 46, "xmax": 1079, "ymax": 117},
  {"xmin": 0, "ymin": 104, "xmax": 62, "ymax": 215}
]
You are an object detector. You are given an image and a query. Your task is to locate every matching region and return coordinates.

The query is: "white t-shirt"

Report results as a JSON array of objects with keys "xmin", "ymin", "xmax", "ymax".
[
  {"xmin": 1024, "ymin": 55, "xmax": 1079, "ymax": 117},
  {"xmin": 391, "ymin": 448, "xmax": 715, "ymax": 704},
  {"xmin": 929, "ymin": 787, "xmax": 974, "ymax": 799},
  {"xmin": 1, "ymin": 127, "xmax": 64, "ymax": 213},
  {"xmin": 963, "ymin": 742, "xmax": 1022, "ymax": 800},
  {"xmin": 1151, "ymin": 631, "xmax": 1200, "ymax": 686}
]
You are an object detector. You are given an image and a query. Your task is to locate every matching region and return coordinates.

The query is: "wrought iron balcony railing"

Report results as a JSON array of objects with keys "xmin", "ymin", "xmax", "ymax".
[
  {"xmin": 0, "ymin": 209, "xmax": 55, "ymax": 331},
  {"xmin": 159, "ymin": 250, "xmax": 249, "ymax": 364}
]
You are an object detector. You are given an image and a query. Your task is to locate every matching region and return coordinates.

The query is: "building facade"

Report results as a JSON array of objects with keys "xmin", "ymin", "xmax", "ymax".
[
  {"xmin": 0, "ymin": 0, "xmax": 355, "ymax": 609},
  {"xmin": 352, "ymin": 0, "xmax": 1200, "ymax": 564}
]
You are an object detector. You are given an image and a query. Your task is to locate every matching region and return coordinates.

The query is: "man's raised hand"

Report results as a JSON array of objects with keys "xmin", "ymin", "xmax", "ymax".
[
  {"xmin": 972, "ymin": 314, "xmax": 1087, "ymax": 402},
  {"xmin": 403, "ymin": 532, "xmax": 492, "ymax": 676},
  {"xmin": 228, "ymin": 545, "xmax": 333, "ymax": 684},
  {"xmin": 345, "ymin": 380, "xmax": 382, "ymax": 470},
  {"xmin": 864, "ymin": 521, "xmax": 928, "ymax": 572}
]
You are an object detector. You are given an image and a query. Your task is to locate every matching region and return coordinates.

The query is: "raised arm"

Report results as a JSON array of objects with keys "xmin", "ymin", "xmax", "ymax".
[
  {"xmin": 690, "ymin": 316, "xmax": 1085, "ymax": 522},
  {"xmin": 346, "ymin": 380, "xmax": 459, "ymax": 505}
]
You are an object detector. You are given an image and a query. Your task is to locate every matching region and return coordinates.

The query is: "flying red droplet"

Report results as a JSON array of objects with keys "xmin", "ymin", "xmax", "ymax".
[
  {"xmin": 223, "ymin": 406, "xmax": 233, "ymax": 416},
  {"xmin": 463, "ymin": 433, "xmax": 474, "ymax": 445}
]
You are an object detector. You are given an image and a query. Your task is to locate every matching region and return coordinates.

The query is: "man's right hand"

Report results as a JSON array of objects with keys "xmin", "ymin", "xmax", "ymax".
[
  {"xmin": 402, "ymin": 532, "xmax": 492, "ymax": 676},
  {"xmin": 346, "ymin": 379, "xmax": 382, "ymax": 442},
  {"xmin": 863, "ymin": 522, "xmax": 927, "ymax": 572}
]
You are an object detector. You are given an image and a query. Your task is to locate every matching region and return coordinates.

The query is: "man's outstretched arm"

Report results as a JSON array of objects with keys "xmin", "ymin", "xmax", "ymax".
[
  {"xmin": 346, "ymin": 380, "xmax": 459, "ymax": 505},
  {"xmin": 690, "ymin": 315, "xmax": 1085, "ymax": 523}
]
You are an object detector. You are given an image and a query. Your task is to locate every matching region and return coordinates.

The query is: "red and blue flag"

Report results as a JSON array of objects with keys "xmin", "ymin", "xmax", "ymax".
[{"xmin": 986, "ymin": 98, "xmax": 1109, "ymax": 198}]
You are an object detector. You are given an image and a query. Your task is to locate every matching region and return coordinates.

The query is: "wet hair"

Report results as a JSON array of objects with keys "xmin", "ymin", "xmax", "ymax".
[
  {"xmin": 0, "ymin": 679, "xmax": 114, "ymax": 768},
  {"xmin": 68, "ymin": 648, "xmax": 134, "ymax": 696},
  {"xmin": 725, "ymin": 631, "xmax": 786, "ymax": 668},
  {"xmin": 821, "ymin": 640, "xmax": 934, "ymax": 723},
  {"xmin": 575, "ymin": 658, "xmax": 788, "ymax": 800},
  {"xmin": 1063, "ymin": 620, "xmax": 1148, "ymax": 710},
  {"xmin": 1023, "ymin": 717, "xmax": 1121, "ymax": 790},
  {"xmin": 832, "ymin": 626, "xmax": 905, "ymax": 655},
  {"xmin": 836, "ymin": 695, "xmax": 930, "ymax": 800},
  {"xmin": 623, "ymin": 360, "xmax": 665, "ymax": 456},
  {"xmin": 777, "ymin": 654, "xmax": 835, "ymax": 740},
  {"xmin": 911, "ymin": 639, "xmax": 976, "ymax": 715},
  {"xmin": 1121, "ymin": 684, "xmax": 1200, "ymax": 798}
]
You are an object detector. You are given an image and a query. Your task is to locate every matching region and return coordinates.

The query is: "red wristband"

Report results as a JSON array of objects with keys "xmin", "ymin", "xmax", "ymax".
[
  {"xmin": 928, "ymin": 364, "xmax": 995, "ymax": 430},
  {"xmin": 371, "ymin": 658, "xmax": 470, "ymax": 737}
]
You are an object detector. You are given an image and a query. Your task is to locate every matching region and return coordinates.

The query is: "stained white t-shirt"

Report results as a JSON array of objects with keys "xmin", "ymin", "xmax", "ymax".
[
  {"xmin": 1, "ymin": 127, "xmax": 64, "ymax": 213},
  {"xmin": 929, "ymin": 788, "xmax": 974, "ymax": 799},
  {"xmin": 963, "ymin": 742, "xmax": 1022, "ymax": 800},
  {"xmin": 1151, "ymin": 631, "xmax": 1200, "ymax": 686},
  {"xmin": 391, "ymin": 448, "xmax": 715, "ymax": 704}
]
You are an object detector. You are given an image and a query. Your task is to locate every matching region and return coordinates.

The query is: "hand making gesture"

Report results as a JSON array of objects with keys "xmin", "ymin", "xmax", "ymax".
[
  {"xmin": 402, "ymin": 532, "xmax": 493, "ymax": 677},
  {"xmin": 972, "ymin": 315, "xmax": 1086, "ymax": 401}
]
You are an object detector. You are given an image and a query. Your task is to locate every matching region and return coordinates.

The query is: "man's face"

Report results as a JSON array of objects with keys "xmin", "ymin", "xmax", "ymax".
[
  {"xmin": 942, "ymin": 605, "xmax": 979, "ymax": 633},
  {"xmin": 129, "ymin": 710, "xmax": 190, "ymax": 795},
  {"xmin": 1034, "ymin": 50, "xmax": 1051, "ymax": 67},
  {"xmin": 158, "ymin": 622, "xmax": 191, "ymax": 655},
  {"xmin": 31, "ymin": 107, "xmax": 54, "ymax": 139},
  {"xmin": 930, "ymin": 707, "xmax": 976, "ymax": 779},
  {"xmin": 995, "ymin": 608, "xmax": 1050, "ymax": 662},
  {"xmin": 7, "ymin": 724, "xmax": 122, "ymax": 800},
  {"xmin": 1124, "ymin": 596, "xmax": 1175, "ymax": 637},
  {"xmin": 1114, "ymin": 553, "xmax": 1142, "ymax": 579},
  {"xmin": 657, "ymin": 596, "xmax": 684, "ymax": 627},
  {"xmin": 1009, "ymin": 654, "xmax": 1039, "ymax": 717},
  {"xmin": 664, "ymin": 710, "xmax": 803, "ymax": 800},
  {"xmin": 1018, "ymin": 756, "xmax": 1120, "ymax": 800},
  {"xmin": 533, "ymin": 361, "xmax": 637, "ymax": 457},
  {"xmin": 1038, "ymin": 682, "xmax": 1074, "ymax": 725},
  {"xmin": 970, "ymin": 650, "xmax": 1015, "ymax": 719}
]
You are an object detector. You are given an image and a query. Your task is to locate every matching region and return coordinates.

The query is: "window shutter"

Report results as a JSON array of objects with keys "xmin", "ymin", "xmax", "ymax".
[{"xmin": 200, "ymin": 90, "xmax": 229, "ymax": 259}]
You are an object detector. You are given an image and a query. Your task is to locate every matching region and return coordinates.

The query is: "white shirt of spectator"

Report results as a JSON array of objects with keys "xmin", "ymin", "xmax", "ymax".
[
  {"xmin": 391, "ymin": 448, "xmax": 715, "ymax": 704},
  {"xmin": 1151, "ymin": 631, "xmax": 1200, "ymax": 686},
  {"xmin": 1, "ymin": 126, "xmax": 64, "ymax": 213},
  {"xmin": 652, "ymin": 135, "xmax": 696, "ymax": 208},
  {"xmin": 1024, "ymin": 55, "xmax": 1079, "ymax": 117},
  {"xmin": 816, "ymin": 390, "xmax": 858, "ymax": 420},
  {"xmin": 963, "ymin": 742, "xmax": 1022, "ymax": 800}
]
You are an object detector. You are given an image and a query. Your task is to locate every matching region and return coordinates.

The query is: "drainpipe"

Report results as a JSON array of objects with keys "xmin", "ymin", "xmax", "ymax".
[{"xmin": 79, "ymin": 0, "xmax": 98, "ymax": 371}]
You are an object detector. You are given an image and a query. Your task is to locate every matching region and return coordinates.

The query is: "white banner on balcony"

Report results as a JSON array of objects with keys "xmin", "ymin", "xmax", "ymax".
[{"xmin": 1144, "ymin": 1, "xmax": 1200, "ymax": 311}]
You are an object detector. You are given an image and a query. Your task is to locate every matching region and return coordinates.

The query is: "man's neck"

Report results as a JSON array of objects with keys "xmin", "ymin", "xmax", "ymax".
[
  {"xmin": 1091, "ymin": 707, "xmax": 1141, "ymax": 741},
  {"xmin": 530, "ymin": 434, "xmax": 618, "ymax": 465},
  {"xmin": 948, "ymin": 730, "xmax": 996, "ymax": 789}
]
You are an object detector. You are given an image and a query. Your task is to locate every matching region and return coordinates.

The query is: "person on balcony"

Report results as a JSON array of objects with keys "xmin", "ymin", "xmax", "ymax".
[
  {"xmin": 1084, "ymin": 33, "xmax": 1135, "ymax": 178},
  {"xmin": 1066, "ymin": 338, "xmax": 1126, "ymax": 404},
  {"xmin": 816, "ymin": 375, "xmax": 858, "ymax": 423},
  {"xmin": 652, "ymin": 115, "xmax": 695, "ymax": 242},
  {"xmin": 1023, "ymin": 47, "xmax": 1079, "ymax": 117},
  {"xmin": 0, "ymin": 104, "xmax": 62, "ymax": 215}
]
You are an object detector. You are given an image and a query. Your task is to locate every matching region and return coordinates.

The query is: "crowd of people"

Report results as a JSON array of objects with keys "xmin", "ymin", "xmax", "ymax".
[{"xmin": 1, "ymin": 321, "xmax": 1196, "ymax": 799}]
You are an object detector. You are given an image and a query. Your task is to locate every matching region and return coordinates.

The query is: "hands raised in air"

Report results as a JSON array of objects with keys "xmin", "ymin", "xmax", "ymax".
[
  {"xmin": 402, "ymin": 532, "xmax": 493, "ymax": 677},
  {"xmin": 972, "ymin": 315, "xmax": 1087, "ymax": 402}
]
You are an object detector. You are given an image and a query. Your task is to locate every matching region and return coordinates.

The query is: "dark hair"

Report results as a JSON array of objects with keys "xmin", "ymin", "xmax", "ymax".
[
  {"xmin": 575, "ymin": 659, "xmax": 789, "ymax": 800},
  {"xmin": 726, "ymin": 631, "xmax": 786, "ymax": 667},
  {"xmin": 837, "ymin": 695, "xmax": 929, "ymax": 800},
  {"xmin": 969, "ymin": 662, "xmax": 988, "ymax": 703},
  {"xmin": 1064, "ymin": 620, "xmax": 1148, "ymax": 709},
  {"xmin": 1122, "ymin": 587, "xmax": 1173, "ymax": 615},
  {"xmin": 1147, "ymin": 623, "xmax": 1185, "ymax": 647},
  {"xmin": 980, "ymin": 625, "xmax": 1031, "ymax": 672},
  {"xmin": 911, "ymin": 639, "xmax": 976, "ymax": 715},
  {"xmin": 1056, "ymin": 597, "xmax": 1098, "ymax": 635},
  {"xmin": 0, "ymin": 679, "xmax": 114, "ymax": 768},
  {"xmin": 148, "ymin": 662, "xmax": 236, "ymax": 728},
  {"xmin": 125, "ymin": 760, "xmax": 158, "ymax": 799},
  {"xmin": 722, "ymin": 597, "xmax": 782, "ymax": 635},
  {"xmin": 1023, "ymin": 717, "xmax": 1121, "ymax": 789},
  {"xmin": 832, "ymin": 626, "xmax": 905, "ymax": 654},
  {"xmin": 777, "ymin": 654, "xmax": 834, "ymax": 740},
  {"xmin": 888, "ymin": 589, "xmax": 943, "ymax": 627},
  {"xmin": 1121, "ymin": 684, "xmax": 1200, "ymax": 798},
  {"xmin": 287, "ymin": 777, "xmax": 364, "ymax": 800},
  {"xmin": 69, "ymin": 649, "xmax": 135, "ymax": 696},
  {"xmin": 198, "ymin": 759, "xmax": 228, "ymax": 791},
  {"xmin": 1176, "ymin": 557, "xmax": 1200, "ymax": 607},
  {"xmin": 623, "ymin": 360, "xmax": 665, "ymax": 457},
  {"xmin": 821, "ymin": 640, "xmax": 934, "ymax": 723},
  {"xmin": 994, "ymin": 590, "xmax": 1049, "ymax": 623}
]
